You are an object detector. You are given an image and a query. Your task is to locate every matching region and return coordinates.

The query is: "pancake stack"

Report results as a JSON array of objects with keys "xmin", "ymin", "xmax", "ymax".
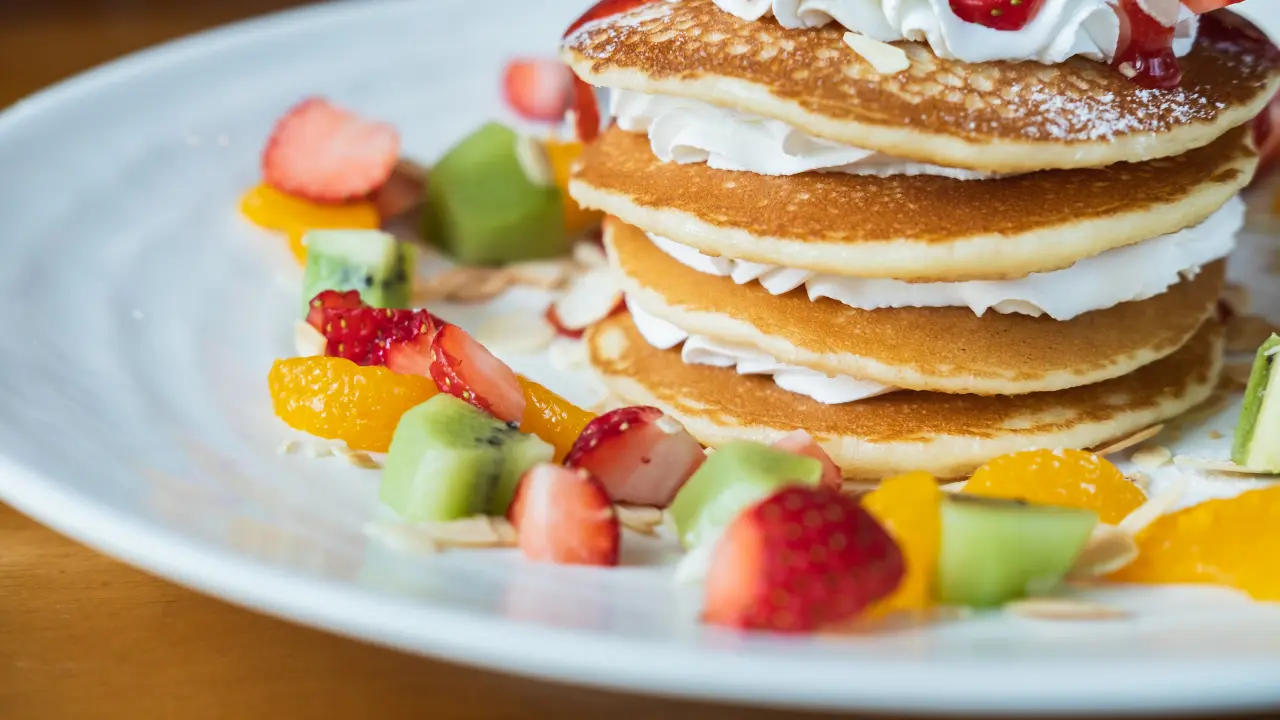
[{"xmin": 562, "ymin": 0, "xmax": 1280, "ymax": 478}]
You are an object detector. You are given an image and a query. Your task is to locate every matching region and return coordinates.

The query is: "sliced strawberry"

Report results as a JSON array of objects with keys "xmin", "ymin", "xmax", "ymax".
[
  {"xmin": 703, "ymin": 486, "xmax": 904, "ymax": 633},
  {"xmin": 262, "ymin": 97, "xmax": 400, "ymax": 204},
  {"xmin": 318, "ymin": 307, "xmax": 440, "ymax": 366},
  {"xmin": 545, "ymin": 305, "xmax": 585, "ymax": 339},
  {"xmin": 1254, "ymin": 92, "xmax": 1280, "ymax": 181},
  {"xmin": 771, "ymin": 431, "xmax": 843, "ymax": 492},
  {"xmin": 563, "ymin": 0, "xmax": 658, "ymax": 38},
  {"xmin": 564, "ymin": 407, "xmax": 704, "ymax": 508},
  {"xmin": 1183, "ymin": 0, "xmax": 1244, "ymax": 12},
  {"xmin": 572, "ymin": 76, "xmax": 604, "ymax": 143},
  {"xmin": 509, "ymin": 463, "xmax": 620, "ymax": 566},
  {"xmin": 305, "ymin": 289, "xmax": 365, "ymax": 332},
  {"xmin": 385, "ymin": 331, "xmax": 437, "ymax": 377},
  {"xmin": 430, "ymin": 324, "xmax": 526, "ymax": 424},
  {"xmin": 948, "ymin": 0, "xmax": 1046, "ymax": 31},
  {"xmin": 503, "ymin": 58, "xmax": 575, "ymax": 123}
]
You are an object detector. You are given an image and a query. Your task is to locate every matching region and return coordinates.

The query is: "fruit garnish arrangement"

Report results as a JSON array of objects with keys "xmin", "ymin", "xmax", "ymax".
[{"xmin": 239, "ymin": 4, "xmax": 1280, "ymax": 635}]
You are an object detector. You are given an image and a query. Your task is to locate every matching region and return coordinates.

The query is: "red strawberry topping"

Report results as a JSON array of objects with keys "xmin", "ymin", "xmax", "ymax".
[
  {"xmin": 771, "ymin": 431, "xmax": 843, "ymax": 492},
  {"xmin": 319, "ymin": 307, "xmax": 440, "ymax": 366},
  {"xmin": 562, "ymin": 0, "xmax": 658, "ymax": 141},
  {"xmin": 509, "ymin": 463, "xmax": 620, "ymax": 567},
  {"xmin": 948, "ymin": 0, "xmax": 1046, "ymax": 31},
  {"xmin": 703, "ymin": 487, "xmax": 905, "ymax": 633},
  {"xmin": 564, "ymin": 406, "xmax": 705, "ymax": 508},
  {"xmin": 1113, "ymin": 0, "xmax": 1182, "ymax": 89},
  {"xmin": 503, "ymin": 58, "xmax": 575, "ymax": 123},
  {"xmin": 429, "ymin": 324, "xmax": 527, "ymax": 424},
  {"xmin": 305, "ymin": 289, "xmax": 365, "ymax": 332},
  {"xmin": 262, "ymin": 97, "xmax": 400, "ymax": 204}
]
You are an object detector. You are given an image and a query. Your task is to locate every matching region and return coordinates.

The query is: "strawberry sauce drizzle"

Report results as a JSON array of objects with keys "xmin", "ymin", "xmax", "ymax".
[
  {"xmin": 1113, "ymin": 0, "xmax": 1182, "ymax": 89},
  {"xmin": 563, "ymin": 0, "xmax": 659, "ymax": 142}
]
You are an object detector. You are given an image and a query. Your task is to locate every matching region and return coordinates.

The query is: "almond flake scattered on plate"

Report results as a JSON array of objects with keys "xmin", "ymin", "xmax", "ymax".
[
  {"xmin": 1119, "ymin": 474, "xmax": 1189, "ymax": 535},
  {"xmin": 553, "ymin": 267, "xmax": 623, "ymax": 332},
  {"xmin": 1131, "ymin": 445, "xmax": 1173, "ymax": 470},
  {"xmin": 418, "ymin": 516, "xmax": 518, "ymax": 549},
  {"xmin": 507, "ymin": 259, "xmax": 571, "ymax": 290},
  {"xmin": 1069, "ymin": 524, "xmax": 1139, "ymax": 579},
  {"xmin": 1006, "ymin": 598, "xmax": 1128, "ymax": 621},
  {"xmin": 1093, "ymin": 424, "xmax": 1163, "ymax": 457},
  {"xmin": 276, "ymin": 439, "xmax": 299, "ymax": 455},
  {"xmin": 475, "ymin": 311, "xmax": 556, "ymax": 355},
  {"xmin": 1172, "ymin": 457, "xmax": 1278, "ymax": 476},
  {"xmin": 616, "ymin": 504, "xmax": 664, "ymax": 535},
  {"xmin": 333, "ymin": 445, "xmax": 381, "ymax": 470},
  {"xmin": 572, "ymin": 241, "xmax": 608, "ymax": 269}
]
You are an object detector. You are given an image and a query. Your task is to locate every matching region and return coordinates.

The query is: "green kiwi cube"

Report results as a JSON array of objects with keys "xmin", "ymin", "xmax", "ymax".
[
  {"xmin": 301, "ymin": 229, "xmax": 413, "ymax": 314},
  {"xmin": 669, "ymin": 442, "xmax": 824, "ymax": 550},
  {"xmin": 423, "ymin": 122, "xmax": 566, "ymax": 265},
  {"xmin": 1232, "ymin": 334, "xmax": 1280, "ymax": 473}
]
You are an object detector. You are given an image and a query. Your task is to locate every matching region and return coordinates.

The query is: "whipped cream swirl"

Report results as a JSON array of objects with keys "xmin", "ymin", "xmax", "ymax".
[
  {"xmin": 611, "ymin": 90, "xmax": 994, "ymax": 179},
  {"xmin": 710, "ymin": 0, "xmax": 1198, "ymax": 65},
  {"xmin": 629, "ymin": 303, "xmax": 897, "ymax": 404},
  {"xmin": 648, "ymin": 196, "xmax": 1243, "ymax": 321}
]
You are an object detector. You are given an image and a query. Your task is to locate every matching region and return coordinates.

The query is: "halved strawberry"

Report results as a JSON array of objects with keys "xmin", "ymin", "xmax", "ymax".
[
  {"xmin": 430, "ymin": 324, "xmax": 527, "ymax": 424},
  {"xmin": 572, "ymin": 76, "xmax": 603, "ymax": 143},
  {"xmin": 948, "ymin": 0, "xmax": 1046, "ymax": 30},
  {"xmin": 703, "ymin": 486, "xmax": 905, "ymax": 633},
  {"xmin": 317, "ymin": 306, "xmax": 440, "ymax": 366},
  {"xmin": 385, "ymin": 331, "xmax": 436, "ymax": 377},
  {"xmin": 771, "ymin": 431, "xmax": 843, "ymax": 492},
  {"xmin": 509, "ymin": 463, "xmax": 620, "ymax": 566},
  {"xmin": 503, "ymin": 59, "xmax": 575, "ymax": 123},
  {"xmin": 564, "ymin": 406, "xmax": 704, "ymax": 508},
  {"xmin": 305, "ymin": 289, "xmax": 365, "ymax": 332},
  {"xmin": 262, "ymin": 97, "xmax": 400, "ymax": 204}
]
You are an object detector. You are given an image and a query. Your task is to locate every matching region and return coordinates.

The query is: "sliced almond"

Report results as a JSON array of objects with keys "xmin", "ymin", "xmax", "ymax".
[
  {"xmin": 572, "ymin": 241, "xmax": 609, "ymax": 269},
  {"xmin": 420, "ymin": 516, "xmax": 518, "ymax": 548},
  {"xmin": 508, "ymin": 260, "xmax": 571, "ymax": 290},
  {"xmin": 364, "ymin": 521, "xmax": 439, "ymax": 554},
  {"xmin": 842, "ymin": 32, "xmax": 911, "ymax": 74},
  {"xmin": 333, "ymin": 445, "xmax": 381, "ymax": 470},
  {"xmin": 1172, "ymin": 457, "xmax": 1279, "ymax": 476},
  {"xmin": 449, "ymin": 269, "xmax": 515, "ymax": 303},
  {"xmin": 1069, "ymin": 524, "xmax": 1140, "ymax": 579},
  {"xmin": 616, "ymin": 504, "xmax": 664, "ymax": 535},
  {"xmin": 1119, "ymin": 473, "xmax": 1190, "ymax": 535},
  {"xmin": 475, "ymin": 312, "xmax": 556, "ymax": 355},
  {"xmin": 1093, "ymin": 424, "xmax": 1164, "ymax": 457},
  {"xmin": 277, "ymin": 439, "xmax": 299, "ymax": 455},
  {"xmin": 1128, "ymin": 472, "xmax": 1152, "ymax": 492},
  {"xmin": 1226, "ymin": 314, "xmax": 1279, "ymax": 353},
  {"xmin": 514, "ymin": 134, "xmax": 554, "ymax": 187},
  {"xmin": 553, "ymin": 267, "xmax": 623, "ymax": 331},
  {"xmin": 1006, "ymin": 598, "xmax": 1128, "ymax": 621},
  {"xmin": 1131, "ymin": 445, "xmax": 1173, "ymax": 470},
  {"xmin": 304, "ymin": 442, "xmax": 335, "ymax": 459},
  {"xmin": 294, "ymin": 320, "xmax": 328, "ymax": 358},
  {"xmin": 939, "ymin": 481, "xmax": 968, "ymax": 494}
]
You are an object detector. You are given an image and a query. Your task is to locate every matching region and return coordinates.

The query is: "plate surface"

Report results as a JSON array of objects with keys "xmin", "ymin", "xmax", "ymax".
[{"xmin": 2, "ymin": 0, "xmax": 1280, "ymax": 714}]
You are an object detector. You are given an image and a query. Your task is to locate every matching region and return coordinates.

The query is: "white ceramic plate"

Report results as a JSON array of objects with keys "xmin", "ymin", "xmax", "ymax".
[{"xmin": 3, "ymin": 0, "xmax": 1280, "ymax": 714}]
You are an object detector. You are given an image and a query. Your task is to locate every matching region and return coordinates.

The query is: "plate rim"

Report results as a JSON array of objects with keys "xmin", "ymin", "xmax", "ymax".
[{"xmin": 2, "ymin": 0, "xmax": 1280, "ymax": 714}]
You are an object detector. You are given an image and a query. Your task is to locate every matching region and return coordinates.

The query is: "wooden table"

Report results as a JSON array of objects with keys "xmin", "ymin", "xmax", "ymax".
[{"xmin": 0, "ymin": 4, "xmax": 837, "ymax": 719}]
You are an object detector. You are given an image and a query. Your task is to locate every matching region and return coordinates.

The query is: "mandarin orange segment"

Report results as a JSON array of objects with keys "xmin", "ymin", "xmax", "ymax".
[
  {"xmin": 517, "ymin": 376, "xmax": 595, "ymax": 462},
  {"xmin": 1110, "ymin": 485, "xmax": 1280, "ymax": 601},
  {"xmin": 965, "ymin": 448, "xmax": 1145, "ymax": 524},
  {"xmin": 545, "ymin": 139, "xmax": 602, "ymax": 237},
  {"xmin": 240, "ymin": 183, "xmax": 380, "ymax": 264},
  {"xmin": 269, "ymin": 357, "xmax": 436, "ymax": 452},
  {"xmin": 862, "ymin": 471, "xmax": 943, "ymax": 614}
]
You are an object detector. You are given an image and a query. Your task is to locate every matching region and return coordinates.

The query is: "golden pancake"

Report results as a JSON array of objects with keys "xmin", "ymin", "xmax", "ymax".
[
  {"xmin": 564, "ymin": 0, "xmax": 1280, "ymax": 173},
  {"xmin": 587, "ymin": 312, "xmax": 1224, "ymax": 479},
  {"xmin": 572, "ymin": 127, "xmax": 1254, "ymax": 281},
  {"xmin": 606, "ymin": 219, "xmax": 1223, "ymax": 394}
]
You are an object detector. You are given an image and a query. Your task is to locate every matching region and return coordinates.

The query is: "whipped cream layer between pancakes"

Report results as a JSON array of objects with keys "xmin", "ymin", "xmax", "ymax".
[{"xmin": 644, "ymin": 196, "xmax": 1244, "ymax": 321}]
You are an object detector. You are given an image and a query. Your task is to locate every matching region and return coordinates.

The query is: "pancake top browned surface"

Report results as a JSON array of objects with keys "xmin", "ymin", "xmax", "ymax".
[
  {"xmin": 576, "ymin": 127, "xmax": 1253, "ymax": 249},
  {"xmin": 566, "ymin": 0, "xmax": 1280, "ymax": 145},
  {"xmin": 608, "ymin": 220, "xmax": 1223, "ymax": 386},
  {"xmin": 589, "ymin": 311, "xmax": 1222, "ymax": 443}
]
